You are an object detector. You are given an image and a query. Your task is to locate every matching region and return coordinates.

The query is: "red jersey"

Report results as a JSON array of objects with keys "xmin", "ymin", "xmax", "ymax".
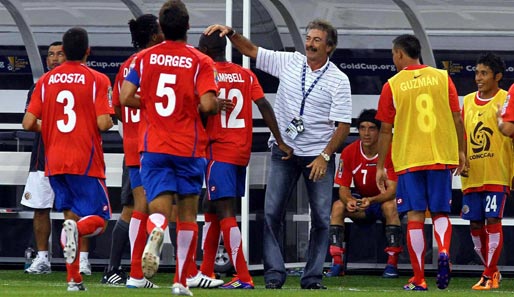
[
  {"xmin": 127, "ymin": 41, "xmax": 218, "ymax": 158},
  {"xmin": 206, "ymin": 62, "xmax": 264, "ymax": 166},
  {"xmin": 501, "ymin": 84, "xmax": 514, "ymax": 124},
  {"xmin": 27, "ymin": 61, "xmax": 113, "ymax": 178},
  {"xmin": 112, "ymin": 53, "xmax": 141, "ymax": 166},
  {"xmin": 334, "ymin": 140, "xmax": 397, "ymax": 198}
]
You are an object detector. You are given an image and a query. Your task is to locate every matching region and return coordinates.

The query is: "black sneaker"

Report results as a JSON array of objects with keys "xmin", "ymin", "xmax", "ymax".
[
  {"xmin": 101, "ymin": 267, "xmax": 127, "ymax": 285},
  {"xmin": 302, "ymin": 282, "xmax": 327, "ymax": 290},
  {"xmin": 265, "ymin": 279, "xmax": 282, "ymax": 289}
]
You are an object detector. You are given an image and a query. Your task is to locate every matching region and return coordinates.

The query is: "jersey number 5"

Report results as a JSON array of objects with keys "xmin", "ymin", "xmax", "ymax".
[
  {"xmin": 155, "ymin": 73, "xmax": 177, "ymax": 117},
  {"xmin": 219, "ymin": 87, "xmax": 244, "ymax": 128}
]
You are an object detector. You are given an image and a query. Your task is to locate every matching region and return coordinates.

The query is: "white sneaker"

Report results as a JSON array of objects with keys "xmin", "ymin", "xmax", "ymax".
[
  {"xmin": 62, "ymin": 220, "xmax": 78, "ymax": 264},
  {"xmin": 67, "ymin": 281, "xmax": 87, "ymax": 291},
  {"xmin": 25, "ymin": 255, "xmax": 51, "ymax": 274},
  {"xmin": 142, "ymin": 227, "xmax": 164, "ymax": 279},
  {"xmin": 187, "ymin": 272, "xmax": 223, "ymax": 288},
  {"xmin": 126, "ymin": 276, "xmax": 159, "ymax": 288},
  {"xmin": 171, "ymin": 282, "xmax": 193, "ymax": 296},
  {"xmin": 79, "ymin": 258, "xmax": 91, "ymax": 275}
]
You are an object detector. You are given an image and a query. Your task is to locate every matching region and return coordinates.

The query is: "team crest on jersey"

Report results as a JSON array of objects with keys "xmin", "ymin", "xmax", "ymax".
[
  {"xmin": 337, "ymin": 159, "xmax": 343, "ymax": 178},
  {"xmin": 107, "ymin": 86, "xmax": 113, "ymax": 108},
  {"xmin": 213, "ymin": 67, "xmax": 219, "ymax": 86},
  {"xmin": 24, "ymin": 192, "xmax": 32, "ymax": 200}
]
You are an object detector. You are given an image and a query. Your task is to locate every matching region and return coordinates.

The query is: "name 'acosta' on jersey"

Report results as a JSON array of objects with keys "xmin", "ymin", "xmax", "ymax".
[{"xmin": 48, "ymin": 73, "xmax": 86, "ymax": 85}]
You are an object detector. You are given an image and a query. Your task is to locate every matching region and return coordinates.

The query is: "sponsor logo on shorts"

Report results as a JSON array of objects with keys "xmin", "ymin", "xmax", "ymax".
[
  {"xmin": 24, "ymin": 192, "xmax": 32, "ymax": 200},
  {"xmin": 396, "ymin": 197, "xmax": 403, "ymax": 205},
  {"xmin": 210, "ymin": 186, "xmax": 216, "ymax": 192},
  {"xmin": 462, "ymin": 204, "xmax": 470, "ymax": 214}
]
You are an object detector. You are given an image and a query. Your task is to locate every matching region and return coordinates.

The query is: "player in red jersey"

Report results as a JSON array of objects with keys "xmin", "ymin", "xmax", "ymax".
[
  {"xmin": 102, "ymin": 14, "xmax": 164, "ymax": 288},
  {"xmin": 498, "ymin": 83, "xmax": 514, "ymax": 137},
  {"xmin": 185, "ymin": 31, "xmax": 293, "ymax": 290},
  {"xmin": 120, "ymin": 1, "xmax": 218, "ymax": 295},
  {"xmin": 326, "ymin": 109, "xmax": 401, "ymax": 278},
  {"xmin": 23, "ymin": 27, "xmax": 114, "ymax": 292}
]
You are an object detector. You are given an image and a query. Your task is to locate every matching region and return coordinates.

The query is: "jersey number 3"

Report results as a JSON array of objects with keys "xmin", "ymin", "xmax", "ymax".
[{"xmin": 56, "ymin": 90, "xmax": 76, "ymax": 133}]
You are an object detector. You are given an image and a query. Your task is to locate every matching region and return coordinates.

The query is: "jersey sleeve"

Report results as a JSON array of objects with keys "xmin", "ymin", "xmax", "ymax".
[
  {"xmin": 334, "ymin": 147, "xmax": 353, "ymax": 187},
  {"xmin": 111, "ymin": 67, "xmax": 124, "ymax": 108},
  {"xmin": 448, "ymin": 76, "xmax": 460, "ymax": 112},
  {"xmin": 376, "ymin": 82, "xmax": 395, "ymax": 124},
  {"xmin": 502, "ymin": 84, "xmax": 514, "ymax": 122},
  {"xmin": 26, "ymin": 77, "xmax": 45, "ymax": 118},
  {"xmin": 95, "ymin": 73, "xmax": 114, "ymax": 116},
  {"xmin": 195, "ymin": 55, "xmax": 219, "ymax": 97},
  {"xmin": 248, "ymin": 69, "xmax": 265, "ymax": 102}
]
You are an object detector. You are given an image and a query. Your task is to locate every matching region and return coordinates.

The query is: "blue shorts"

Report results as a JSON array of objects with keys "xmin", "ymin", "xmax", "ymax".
[
  {"xmin": 461, "ymin": 191, "xmax": 507, "ymax": 221},
  {"xmin": 140, "ymin": 152, "xmax": 206, "ymax": 201},
  {"xmin": 396, "ymin": 169, "xmax": 453, "ymax": 213},
  {"xmin": 49, "ymin": 174, "xmax": 111, "ymax": 220},
  {"xmin": 206, "ymin": 160, "xmax": 246, "ymax": 200},
  {"xmin": 128, "ymin": 166, "xmax": 143, "ymax": 189}
]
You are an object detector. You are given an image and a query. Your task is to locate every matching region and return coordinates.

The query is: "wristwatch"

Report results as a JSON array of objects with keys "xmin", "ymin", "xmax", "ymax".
[
  {"xmin": 320, "ymin": 151, "xmax": 330, "ymax": 162},
  {"xmin": 227, "ymin": 29, "xmax": 236, "ymax": 38}
]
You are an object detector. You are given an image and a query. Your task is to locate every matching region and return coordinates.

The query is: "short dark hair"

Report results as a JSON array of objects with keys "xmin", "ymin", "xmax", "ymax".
[
  {"xmin": 129, "ymin": 14, "xmax": 160, "ymax": 50},
  {"xmin": 159, "ymin": 0, "xmax": 189, "ymax": 41},
  {"xmin": 392, "ymin": 34, "xmax": 421, "ymax": 59},
  {"xmin": 476, "ymin": 52, "xmax": 506, "ymax": 77},
  {"xmin": 357, "ymin": 109, "xmax": 381, "ymax": 130},
  {"xmin": 306, "ymin": 19, "xmax": 337, "ymax": 56},
  {"xmin": 198, "ymin": 30, "xmax": 226, "ymax": 58},
  {"xmin": 62, "ymin": 27, "xmax": 88, "ymax": 61},
  {"xmin": 49, "ymin": 41, "xmax": 62, "ymax": 47}
]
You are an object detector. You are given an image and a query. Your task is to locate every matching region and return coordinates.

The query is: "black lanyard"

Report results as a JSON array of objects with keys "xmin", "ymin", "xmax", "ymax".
[{"xmin": 300, "ymin": 61, "xmax": 330, "ymax": 116}]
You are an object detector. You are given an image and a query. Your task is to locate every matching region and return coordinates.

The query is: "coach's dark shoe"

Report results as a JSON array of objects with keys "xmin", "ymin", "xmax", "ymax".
[
  {"xmin": 302, "ymin": 282, "xmax": 327, "ymax": 289},
  {"xmin": 265, "ymin": 279, "xmax": 282, "ymax": 289}
]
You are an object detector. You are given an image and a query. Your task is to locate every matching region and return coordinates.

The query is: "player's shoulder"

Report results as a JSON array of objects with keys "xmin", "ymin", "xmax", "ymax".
[{"xmin": 342, "ymin": 140, "xmax": 360, "ymax": 158}]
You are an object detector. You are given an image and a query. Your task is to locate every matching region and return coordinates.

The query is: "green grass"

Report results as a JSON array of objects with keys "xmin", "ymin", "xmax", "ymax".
[{"xmin": 0, "ymin": 270, "xmax": 513, "ymax": 296}]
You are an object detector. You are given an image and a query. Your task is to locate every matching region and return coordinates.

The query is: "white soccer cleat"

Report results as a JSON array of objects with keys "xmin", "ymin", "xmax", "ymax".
[
  {"xmin": 24, "ymin": 255, "xmax": 51, "ymax": 274},
  {"xmin": 142, "ymin": 226, "xmax": 164, "ymax": 279},
  {"xmin": 171, "ymin": 282, "xmax": 193, "ymax": 296},
  {"xmin": 79, "ymin": 258, "xmax": 91, "ymax": 275},
  {"xmin": 186, "ymin": 271, "xmax": 224, "ymax": 288},
  {"xmin": 126, "ymin": 276, "xmax": 159, "ymax": 288},
  {"xmin": 62, "ymin": 220, "xmax": 78, "ymax": 264},
  {"xmin": 67, "ymin": 281, "xmax": 87, "ymax": 291}
]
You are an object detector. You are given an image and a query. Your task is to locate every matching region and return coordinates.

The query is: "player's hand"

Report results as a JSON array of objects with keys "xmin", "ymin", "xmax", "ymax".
[
  {"xmin": 307, "ymin": 156, "xmax": 328, "ymax": 182},
  {"xmin": 359, "ymin": 197, "xmax": 371, "ymax": 210},
  {"xmin": 217, "ymin": 98, "xmax": 234, "ymax": 112},
  {"xmin": 204, "ymin": 24, "xmax": 232, "ymax": 37},
  {"xmin": 346, "ymin": 198, "xmax": 359, "ymax": 212},
  {"xmin": 376, "ymin": 167, "xmax": 388, "ymax": 193},
  {"xmin": 453, "ymin": 151, "xmax": 467, "ymax": 176},
  {"xmin": 277, "ymin": 143, "xmax": 293, "ymax": 160}
]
